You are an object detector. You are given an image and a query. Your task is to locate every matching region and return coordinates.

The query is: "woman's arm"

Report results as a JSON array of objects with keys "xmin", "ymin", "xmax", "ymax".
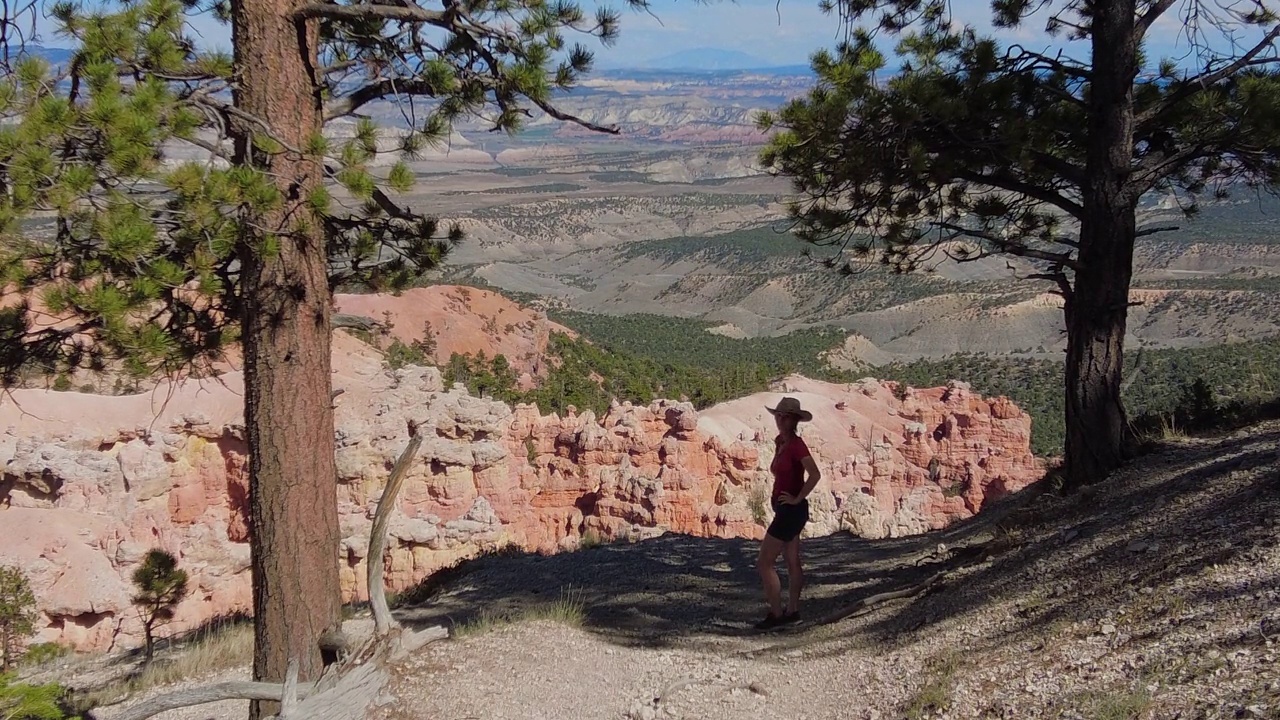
[{"xmin": 782, "ymin": 456, "xmax": 822, "ymax": 504}]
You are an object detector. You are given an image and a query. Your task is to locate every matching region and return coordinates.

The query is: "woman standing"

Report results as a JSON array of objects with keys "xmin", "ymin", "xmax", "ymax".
[{"xmin": 755, "ymin": 396, "xmax": 821, "ymax": 630}]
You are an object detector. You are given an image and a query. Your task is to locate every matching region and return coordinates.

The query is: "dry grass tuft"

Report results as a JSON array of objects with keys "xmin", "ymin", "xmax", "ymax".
[
  {"xmin": 903, "ymin": 649, "xmax": 962, "ymax": 720},
  {"xmin": 77, "ymin": 622, "xmax": 253, "ymax": 709},
  {"xmin": 452, "ymin": 586, "xmax": 587, "ymax": 638}
]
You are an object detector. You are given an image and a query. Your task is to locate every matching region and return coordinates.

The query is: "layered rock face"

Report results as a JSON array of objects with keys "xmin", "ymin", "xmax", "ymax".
[{"xmin": 0, "ymin": 338, "xmax": 1042, "ymax": 652}]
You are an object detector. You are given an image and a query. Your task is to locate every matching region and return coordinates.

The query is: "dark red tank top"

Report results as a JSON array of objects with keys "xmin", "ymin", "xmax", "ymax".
[{"xmin": 770, "ymin": 435, "xmax": 811, "ymax": 501}]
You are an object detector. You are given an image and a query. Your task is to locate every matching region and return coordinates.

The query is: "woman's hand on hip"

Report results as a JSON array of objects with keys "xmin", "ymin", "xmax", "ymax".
[{"xmin": 778, "ymin": 492, "xmax": 802, "ymax": 505}]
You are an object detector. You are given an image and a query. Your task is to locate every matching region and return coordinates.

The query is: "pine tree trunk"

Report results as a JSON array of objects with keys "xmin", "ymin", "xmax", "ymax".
[
  {"xmin": 1063, "ymin": 0, "xmax": 1140, "ymax": 491},
  {"xmin": 230, "ymin": 0, "xmax": 340, "ymax": 717},
  {"xmin": 143, "ymin": 621, "xmax": 155, "ymax": 664},
  {"xmin": 1063, "ymin": 223, "xmax": 1134, "ymax": 488}
]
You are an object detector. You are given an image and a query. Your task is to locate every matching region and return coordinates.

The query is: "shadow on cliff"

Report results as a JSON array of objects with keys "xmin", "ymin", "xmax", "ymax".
[{"xmin": 396, "ymin": 423, "xmax": 1279, "ymax": 651}]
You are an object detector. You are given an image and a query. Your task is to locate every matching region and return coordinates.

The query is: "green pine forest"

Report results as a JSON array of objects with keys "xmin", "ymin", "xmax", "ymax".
[{"xmin": 418, "ymin": 308, "xmax": 1280, "ymax": 457}]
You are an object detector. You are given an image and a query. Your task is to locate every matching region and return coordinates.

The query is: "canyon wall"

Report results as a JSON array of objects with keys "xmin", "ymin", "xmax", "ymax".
[{"xmin": 0, "ymin": 333, "xmax": 1042, "ymax": 652}]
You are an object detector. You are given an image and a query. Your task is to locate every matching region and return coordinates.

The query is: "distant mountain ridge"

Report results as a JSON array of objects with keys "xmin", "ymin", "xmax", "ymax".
[
  {"xmin": 15, "ymin": 44, "xmax": 75, "ymax": 65},
  {"xmin": 635, "ymin": 47, "xmax": 782, "ymax": 71}
]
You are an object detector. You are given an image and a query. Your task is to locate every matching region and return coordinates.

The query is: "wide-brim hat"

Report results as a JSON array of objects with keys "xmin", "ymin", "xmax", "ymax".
[{"xmin": 766, "ymin": 396, "xmax": 813, "ymax": 422}]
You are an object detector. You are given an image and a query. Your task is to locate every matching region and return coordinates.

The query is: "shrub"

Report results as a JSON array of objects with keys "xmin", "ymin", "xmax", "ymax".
[
  {"xmin": 384, "ymin": 338, "xmax": 430, "ymax": 370},
  {"xmin": 418, "ymin": 321, "xmax": 438, "ymax": 357},
  {"xmin": 578, "ymin": 529, "xmax": 603, "ymax": 550},
  {"xmin": 0, "ymin": 567, "xmax": 37, "ymax": 671},
  {"xmin": 0, "ymin": 673, "xmax": 79, "ymax": 720},
  {"xmin": 20, "ymin": 643, "xmax": 68, "ymax": 668},
  {"xmin": 748, "ymin": 485, "xmax": 770, "ymax": 526}
]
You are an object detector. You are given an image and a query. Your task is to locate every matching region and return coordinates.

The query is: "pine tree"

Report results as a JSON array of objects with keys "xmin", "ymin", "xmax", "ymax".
[
  {"xmin": 760, "ymin": 0, "xmax": 1280, "ymax": 488},
  {"xmin": 130, "ymin": 550, "xmax": 189, "ymax": 664},
  {"xmin": 0, "ymin": 0, "xmax": 638, "ymax": 710}
]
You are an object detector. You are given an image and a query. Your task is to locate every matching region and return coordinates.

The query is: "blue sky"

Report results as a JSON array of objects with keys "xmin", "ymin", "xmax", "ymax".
[
  {"xmin": 597, "ymin": 0, "xmax": 1251, "ymax": 68},
  {"xmin": 596, "ymin": 0, "xmax": 841, "ymax": 66},
  {"xmin": 35, "ymin": 0, "xmax": 1266, "ymax": 69}
]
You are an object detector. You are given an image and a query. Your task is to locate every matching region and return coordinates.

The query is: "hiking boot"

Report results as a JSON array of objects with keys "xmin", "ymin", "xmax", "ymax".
[
  {"xmin": 781, "ymin": 611, "xmax": 801, "ymax": 625},
  {"xmin": 753, "ymin": 613, "xmax": 784, "ymax": 630}
]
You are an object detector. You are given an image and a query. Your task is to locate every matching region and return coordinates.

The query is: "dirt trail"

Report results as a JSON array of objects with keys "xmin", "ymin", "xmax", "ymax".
[{"xmin": 385, "ymin": 422, "xmax": 1280, "ymax": 720}]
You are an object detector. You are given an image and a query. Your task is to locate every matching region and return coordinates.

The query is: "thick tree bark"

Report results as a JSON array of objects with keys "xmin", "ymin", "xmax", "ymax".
[
  {"xmin": 231, "ymin": 0, "xmax": 339, "ymax": 717},
  {"xmin": 1064, "ymin": 0, "xmax": 1140, "ymax": 490}
]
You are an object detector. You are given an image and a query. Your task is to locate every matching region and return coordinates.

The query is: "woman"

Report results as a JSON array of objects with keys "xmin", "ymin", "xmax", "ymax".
[{"xmin": 755, "ymin": 396, "xmax": 821, "ymax": 630}]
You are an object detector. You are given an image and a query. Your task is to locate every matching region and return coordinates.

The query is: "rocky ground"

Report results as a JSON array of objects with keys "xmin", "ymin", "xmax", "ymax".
[{"xmin": 84, "ymin": 418, "xmax": 1280, "ymax": 720}]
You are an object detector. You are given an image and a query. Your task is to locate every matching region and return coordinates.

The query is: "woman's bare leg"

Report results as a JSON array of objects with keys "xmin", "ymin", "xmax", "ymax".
[
  {"xmin": 784, "ymin": 538, "xmax": 803, "ymax": 615},
  {"xmin": 757, "ymin": 535, "xmax": 786, "ymax": 617}
]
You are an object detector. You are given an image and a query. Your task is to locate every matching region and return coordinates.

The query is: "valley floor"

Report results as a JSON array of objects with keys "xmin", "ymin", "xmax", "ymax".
[{"xmin": 99, "ymin": 421, "xmax": 1279, "ymax": 720}]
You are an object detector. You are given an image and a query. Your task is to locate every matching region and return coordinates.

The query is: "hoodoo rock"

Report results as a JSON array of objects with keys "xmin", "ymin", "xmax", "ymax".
[{"xmin": 0, "ymin": 333, "xmax": 1042, "ymax": 652}]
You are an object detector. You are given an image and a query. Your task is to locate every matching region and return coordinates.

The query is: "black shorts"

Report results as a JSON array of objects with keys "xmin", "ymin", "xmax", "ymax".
[{"xmin": 766, "ymin": 499, "xmax": 809, "ymax": 542}]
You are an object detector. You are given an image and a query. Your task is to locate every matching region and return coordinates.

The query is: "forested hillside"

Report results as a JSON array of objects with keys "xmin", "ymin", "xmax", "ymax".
[{"xmin": 438, "ymin": 309, "xmax": 1280, "ymax": 457}]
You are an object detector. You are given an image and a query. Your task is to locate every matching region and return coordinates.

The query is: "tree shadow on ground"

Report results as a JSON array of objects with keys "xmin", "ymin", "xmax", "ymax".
[
  {"xmin": 397, "ymin": 529, "xmax": 945, "ymax": 647},
  {"xmin": 400, "ymin": 531, "xmax": 920, "ymax": 643},
  {"xmin": 394, "ymin": 466, "xmax": 1058, "ymax": 647},
  {"xmin": 396, "ymin": 423, "xmax": 1278, "ymax": 653},
  {"xmin": 787, "ymin": 424, "xmax": 1280, "ymax": 660}
]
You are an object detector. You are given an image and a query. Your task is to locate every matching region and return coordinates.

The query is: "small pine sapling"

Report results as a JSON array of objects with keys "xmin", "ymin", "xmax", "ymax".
[{"xmin": 131, "ymin": 551, "xmax": 189, "ymax": 664}]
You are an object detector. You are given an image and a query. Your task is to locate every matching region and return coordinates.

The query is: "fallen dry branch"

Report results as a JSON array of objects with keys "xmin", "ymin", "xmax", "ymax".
[
  {"xmin": 652, "ymin": 677, "xmax": 769, "ymax": 709},
  {"xmin": 114, "ymin": 681, "xmax": 315, "ymax": 720},
  {"xmin": 112, "ymin": 626, "xmax": 450, "ymax": 720},
  {"xmin": 332, "ymin": 314, "xmax": 384, "ymax": 333},
  {"xmin": 279, "ymin": 660, "xmax": 299, "ymax": 719},
  {"xmin": 814, "ymin": 571, "xmax": 949, "ymax": 626}
]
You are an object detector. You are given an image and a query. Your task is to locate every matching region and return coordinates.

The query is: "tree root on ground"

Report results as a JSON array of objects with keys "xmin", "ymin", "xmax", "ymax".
[{"xmin": 814, "ymin": 570, "xmax": 950, "ymax": 626}]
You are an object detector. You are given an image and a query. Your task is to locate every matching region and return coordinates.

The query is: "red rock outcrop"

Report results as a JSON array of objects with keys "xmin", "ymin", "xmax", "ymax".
[
  {"xmin": 334, "ymin": 285, "xmax": 570, "ymax": 386},
  {"xmin": 1, "ymin": 338, "xmax": 1043, "ymax": 652}
]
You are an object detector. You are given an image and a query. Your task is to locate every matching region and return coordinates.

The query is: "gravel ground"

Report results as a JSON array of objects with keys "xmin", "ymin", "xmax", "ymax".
[{"xmin": 83, "ymin": 420, "xmax": 1280, "ymax": 720}]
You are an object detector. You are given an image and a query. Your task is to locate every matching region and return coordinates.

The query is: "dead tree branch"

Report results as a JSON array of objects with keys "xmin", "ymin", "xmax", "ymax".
[
  {"xmin": 814, "ymin": 571, "xmax": 949, "ymax": 626},
  {"xmin": 369, "ymin": 420, "xmax": 424, "ymax": 636},
  {"xmin": 115, "ymin": 681, "xmax": 315, "ymax": 720},
  {"xmin": 332, "ymin": 314, "xmax": 384, "ymax": 333}
]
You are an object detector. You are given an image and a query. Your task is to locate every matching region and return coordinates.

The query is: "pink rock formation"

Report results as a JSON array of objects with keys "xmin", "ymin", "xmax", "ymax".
[
  {"xmin": 334, "ymin": 286, "xmax": 570, "ymax": 385},
  {"xmin": 1, "ymin": 337, "xmax": 1042, "ymax": 653}
]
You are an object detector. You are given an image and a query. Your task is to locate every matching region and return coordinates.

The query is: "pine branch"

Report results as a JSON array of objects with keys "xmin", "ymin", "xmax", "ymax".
[
  {"xmin": 1027, "ymin": 150, "xmax": 1087, "ymax": 188},
  {"xmin": 1006, "ymin": 44, "xmax": 1092, "ymax": 80},
  {"xmin": 933, "ymin": 221, "xmax": 1081, "ymax": 269},
  {"xmin": 529, "ymin": 96, "xmax": 619, "ymax": 134},
  {"xmin": 1136, "ymin": 0, "xmax": 1179, "ymax": 40},
  {"xmin": 1026, "ymin": 270, "xmax": 1074, "ymax": 299},
  {"xmin": 955, "ymin": 168, "xmax": 1084, "ymax": 218},
  {"xmin": 294, "ymin": 2, "xmax": 448, "ymax": 25},
  {"xmin": 1134, "ymin": 25, "xmax": 1280, "ymax": 130},
  {"xmin": 324, "ymin": 78, "xmax": 441, "ymax": 122},
  {"xmin": 1129, "ymin": 142, "xmax": 1213, "ymax": 196}
]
